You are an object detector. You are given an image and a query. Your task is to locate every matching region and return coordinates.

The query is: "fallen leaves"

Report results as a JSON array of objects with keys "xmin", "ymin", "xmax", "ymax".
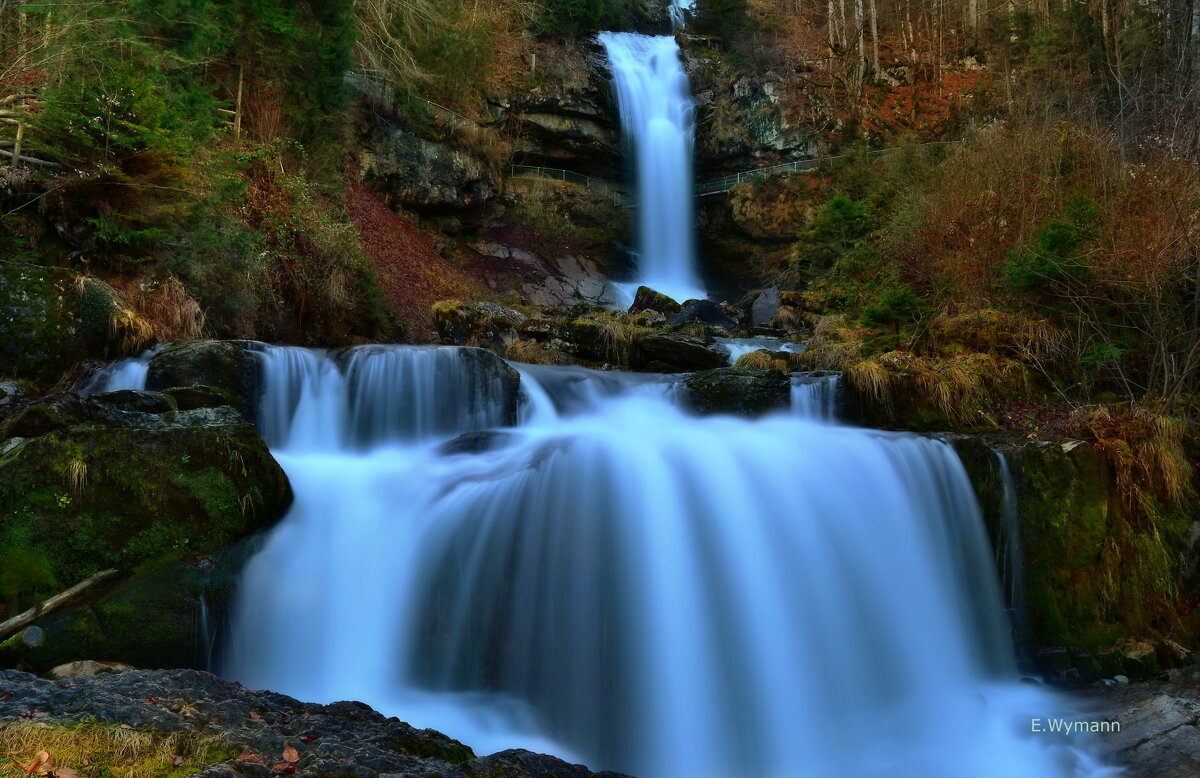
[
  {"xmin": 282, "ymin": 744, "xmax": 299, "ymax": 763},
  {"xmin": 8, "ymin": 749, "xmax": 83, "ymax": 778}
]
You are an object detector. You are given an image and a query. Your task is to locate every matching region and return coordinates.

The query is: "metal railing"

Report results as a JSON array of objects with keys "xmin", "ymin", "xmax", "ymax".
[
  {"xmin": 509, "ymin": 141, "xmax": 961, "ymax": 202},
  {"xmin": 509, "ymin": 164, "xmax": 631, "ymax": 207}
]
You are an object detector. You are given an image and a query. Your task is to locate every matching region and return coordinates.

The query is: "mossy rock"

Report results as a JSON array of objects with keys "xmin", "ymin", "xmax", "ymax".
[
  {"xmin": 0, "ymin": 418, "xmax": 291, "ymax": 615},
  {"xmin": 684, "ymin": 368, "xmax": 790, "ymax": 416},
  {"xmin": 950, "ymin": 436, "xmax": 1198, "ymax": 657},
  {"xmin": 146, "ymin": 341, "xmax": 261, "ymax": 421},
  {"xmin": 432, "ymin": 300, "xmax": 527, "ymax": 353},
  {"xmin": 3, "ymin": 534, "xmax": 267, "ymax": 673},
  {"xmin": 0, "ymin": 261, "xmax": 146, "ymax": 387}
]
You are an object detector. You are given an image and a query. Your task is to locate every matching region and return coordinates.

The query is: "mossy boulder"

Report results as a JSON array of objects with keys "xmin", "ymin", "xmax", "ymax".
[
  {"xmin": 2, "ymin": 534, "xmax": 266, "ymax": 673},
  {"xmin": 146, "ymin": 341, "xmax": 261, "ymax": 421},
  {"xmin": 0, "ymin": 394, "xmax": 291, "ymax": 622},
  {"xmin": 0, "ymin": 261, "xmax": 149, "ymax": 386},
  {"xmin": 630, "ymin": 285, "xmax": 682, "ymax": 316},
  {"xmin": 432, "ymin": 300, "xmax": 527, "ymax": 352},
  {"xmin": 684, "ymin": 368, "xmax": 790, "ymax": 416}
]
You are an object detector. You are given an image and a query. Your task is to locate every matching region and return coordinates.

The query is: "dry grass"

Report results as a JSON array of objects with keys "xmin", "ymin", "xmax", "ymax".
[
  {"xmin": 732, "ymin": 350, "xmax": 796, "ymax": 373},
  {"xmin": 114, "ymin": 277, "xmax": 205, "ymax": 342},
  {"xmin": 595, "ymin": 316, "xmax": 639, "ymax": 365},
  {"xmin": 63, "ymin": 458, "xmax": 87, "ymax": 496},
  {"xmin": 847, "ymin": 359, "xmax": 892, "ymax": 412},
  {"xmin": 504, "ymin": 339, "xmax": 575, "ymax": 366},
  {"xmin": 0, "ymin": 720, "xmax": 232, "ymax": 778}
]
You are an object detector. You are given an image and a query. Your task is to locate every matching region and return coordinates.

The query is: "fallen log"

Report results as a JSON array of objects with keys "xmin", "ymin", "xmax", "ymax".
[{"xmin": 0, "ymin": 569, "xmax": 119, "ymax": 641}]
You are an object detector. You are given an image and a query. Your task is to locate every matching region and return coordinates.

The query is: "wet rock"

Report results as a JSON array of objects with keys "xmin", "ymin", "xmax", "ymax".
[
  {"xmin": 1088, "ymin": 689, "xmax": 1200, "ymax": 778},
  {"xmin": 1118, "ymin": 639, "xmax": 1161, "ymax": 678},
  {"xmin": 630, "ymin": 286, "xmax": 682, "ymax": 316},
  {"xmin": 432, "ymin": 301, "xmax": 528, "ymax": 352},
  {"xmin": 146, "ymin": 340, "xmax": 261, "ymax": 420},
  {"xmin": 0, "ymin": 669, "xmax": 630, "ymax": 778},
  {"xmin": 684, "ymin": 368, "xmax": 791, "ymax": 416},
  {"xmin": 667, "ymin": 299, "xmax": 739, "ymax": 331},
  {"xmin": 438, "ymin": 431, "xmax": 515, "ymax": 456},
  {"xmin": 634, "ymin": 333, "xmax": 728, "ymax": 372}
]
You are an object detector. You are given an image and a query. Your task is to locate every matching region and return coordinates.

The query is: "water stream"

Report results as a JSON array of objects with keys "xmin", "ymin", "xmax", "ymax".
[
  {"xmin": 203, "ymin": 345, "xmax": 1108, "ymax": 778},
  {"xmin": 600, "ymin": 32, "xmax": 705, "ymax": 304}
]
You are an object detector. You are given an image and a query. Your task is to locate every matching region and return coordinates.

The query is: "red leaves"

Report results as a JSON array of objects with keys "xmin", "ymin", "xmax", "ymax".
[{"xmin": 282, "ymin": 744, "xmax": 299, "ymax": 763}]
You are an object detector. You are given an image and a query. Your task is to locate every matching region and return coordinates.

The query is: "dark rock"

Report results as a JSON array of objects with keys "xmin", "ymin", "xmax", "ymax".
[
  {"xmin": 0, "ymin": 408, "xmax": 291, "ymax": 638},
  {"xmin": 635, "ymin": 333, "xmax": 728, "ymax": 372},
  {"xmin": 1096, "ymin": 646, "xmax": 1127, "ymax": 678},
  {"xmin": 750, "ymin": 287, "xmax": 781, "ymax": 326},
  {"xmin": 0, "ymin": 379, "xmax": 30, "ymax": 408},
  {"xmin": 164, "ymin": 384, "xmax": 235, "ymax": 411},
  {"xmin": 92, "ymin": 389, "xmax": 176, "ymax": 414},
  {"xmin": 146, "ymin": 340, "xmax": 260, "ymax": 420},
  {"xmin": 684, "ymin": 368, "xmax": 790, "ymax": 416},
  {"xmin": 667, "ymin": 299, "xmax": 738, "ymax": 331},
  {"xmin": 1118, "ymin": 639, "xmax": 1161, "ymax": 678},
  {"xmin": 630, "ymin": 286, "xmax": 682, "ymax": 316},
  {"xmin": 352, "ymin": 105, "xmax": 498, "ymax": 215},
  {"xmin": 0, "ymin": 669, "xmax": 629, "ymax": 778},
  {"xmin": 1071, "ymin": 647, "xmax": 1103, "ymax": 684},
  {"xmin": 0, "ymin": 395, "xmax": 88, "ymax": 438},
  {"xmin": 1036, "ymin": 647, "xmax": 1081, "ymax": 687},
  {"xmin": 438, "ymin": 431, "xmax": 515, "ymax": 456},
  {"xmin": 432, "ymin": 301, "xmax": 528, "ymax": 352}
]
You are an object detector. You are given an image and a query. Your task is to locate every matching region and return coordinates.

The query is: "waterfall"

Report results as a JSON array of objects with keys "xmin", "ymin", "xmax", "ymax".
[
  {"xmin": 790, "ymin": 371, "xmax": 840, "ymax": 420},
  {"xmin": 600, "ymin": 32, "xmax": 705, "ymax": 303},
  {"xmin": 667, "ymin": 0, "xmax": 694, "ymax": 29},
  {"xmin": 996, "ymin": 450, "xmax": 1034, "ymax": 670},
  {"xmin": 203, "ymin": 346, "xmax": 1114, "ymax": 778}
]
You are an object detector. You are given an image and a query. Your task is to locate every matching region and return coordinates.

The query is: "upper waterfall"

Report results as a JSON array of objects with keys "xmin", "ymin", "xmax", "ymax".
[{"xmin": 599, "ymin": 32, "xmax": 705, "ymax": 303}]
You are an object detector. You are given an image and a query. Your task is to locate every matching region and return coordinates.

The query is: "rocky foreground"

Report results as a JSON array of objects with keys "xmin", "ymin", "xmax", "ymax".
[
  {"xmin": 1078, "ymin": 668, "xmax": 1200, "ymax": 777},
  {"xmin": 0, "ymin": 669, "xmax": 629, "ymax": 778}
]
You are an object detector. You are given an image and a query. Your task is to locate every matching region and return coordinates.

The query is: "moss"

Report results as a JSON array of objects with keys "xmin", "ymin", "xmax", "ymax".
[{"xmin": 0, "ymin": 424, "xmax": 291, "ymax": 612}]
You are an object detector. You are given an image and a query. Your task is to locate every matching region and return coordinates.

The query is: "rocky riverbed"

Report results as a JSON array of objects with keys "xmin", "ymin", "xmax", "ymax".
[{"xmin": 0, "ymin": 668, "xmax": 629, "ymax": 778}]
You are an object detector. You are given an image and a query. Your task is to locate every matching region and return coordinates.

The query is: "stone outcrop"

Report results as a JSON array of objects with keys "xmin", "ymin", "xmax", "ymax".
[
  {"xmin": 0, "ymin": 669, "xmax": 631, "ymax": 778},
  {"xmin": 0, "ymin": 387, "xmax": 291, "ymax": 663},
  {"xmin": 684, "ymin": 368, "xmax": 790, "ymax": 416}
]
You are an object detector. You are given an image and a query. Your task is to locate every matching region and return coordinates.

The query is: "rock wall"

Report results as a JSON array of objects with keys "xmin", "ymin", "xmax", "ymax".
[{"xmin": 951, "ymin": 435, "xmax": 1199, "ymax": 683}]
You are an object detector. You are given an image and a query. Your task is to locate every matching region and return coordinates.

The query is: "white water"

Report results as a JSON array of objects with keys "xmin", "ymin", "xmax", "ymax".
[
  {"xmin": 78, "ymin": 345, "xmax": 164, "ymax": 395},
  {"xmin": 667, "ymin": 0, "xmax": 694, "ymax": 29},
  {"xmin": 600, "ymin": 33, "xmax": 706, "ymax": 304},
  {"xmin": 714, "ymin": 337, "xmax": 806, "ymax": 365},
  {"xmin": 791, "ymin": 371, "xmax": 841, "ymax": 421},
  {"xmin": 205, "ymin": 344, "xmax": 1116, "ymax": 778}
]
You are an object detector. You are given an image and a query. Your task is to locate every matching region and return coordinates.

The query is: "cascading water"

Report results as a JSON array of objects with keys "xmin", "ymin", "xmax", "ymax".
[
  {"xmin": 189, "ymin": 343, "xmax": 1117, "ymax": 778},
  {"xmin": 600, "ymin": 32, "xmax": 705, "ymax": 304},
  {"xmin": 667, "ymin": 0, "xmax": 694, "ymax": 29}
]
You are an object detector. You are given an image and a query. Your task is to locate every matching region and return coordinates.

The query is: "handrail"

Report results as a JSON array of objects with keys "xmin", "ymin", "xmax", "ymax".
[{"xmin": 508, "ymin": 141, "xmax": 961, "ymax": 201}]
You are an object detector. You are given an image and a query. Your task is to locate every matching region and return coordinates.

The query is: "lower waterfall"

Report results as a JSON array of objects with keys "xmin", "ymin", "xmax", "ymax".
[{"xmin": 208, "ymin": 344, "xmax": 1114, "ymax": 778}]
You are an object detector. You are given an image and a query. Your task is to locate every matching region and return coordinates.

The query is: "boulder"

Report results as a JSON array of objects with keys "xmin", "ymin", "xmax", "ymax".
[
  {"xmin": 685, "ymin": 368, "xmax": 791, "ymax": 416},
  {"xmin": 751, "ymin": 287, "xmax": 781, "ymax": 326},
  {"xmin": 635, "ymin": 333, "xmax": 728, "ymax": 372},
  {"xmin": 49, "ymin": 660, "xmax": 136, "ymax": 679},
  {"xmin": 432, "ymin": 301, "xmax": 528, "ymax": 352},
  {"xmin": 146, "ymin": 340, "xmax": 261, "ymax": 420},
  {"xmin": 667, "ymin": 299, "xmax": 739, "ymax": 331},
  {"xmin": 0, "ymin": 391, "xmax": 291, "ymax": 628},
  {"xmin": 630, "ymin": 286, "xmax": 682, "ymax": 316},
  {"xmin": 1092, "ymin": 691, "xmax": 1200, "ymax": 778},
  {"xmin": 0, "ymin": 262, "xmax": 150, "ymax": 386}
]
